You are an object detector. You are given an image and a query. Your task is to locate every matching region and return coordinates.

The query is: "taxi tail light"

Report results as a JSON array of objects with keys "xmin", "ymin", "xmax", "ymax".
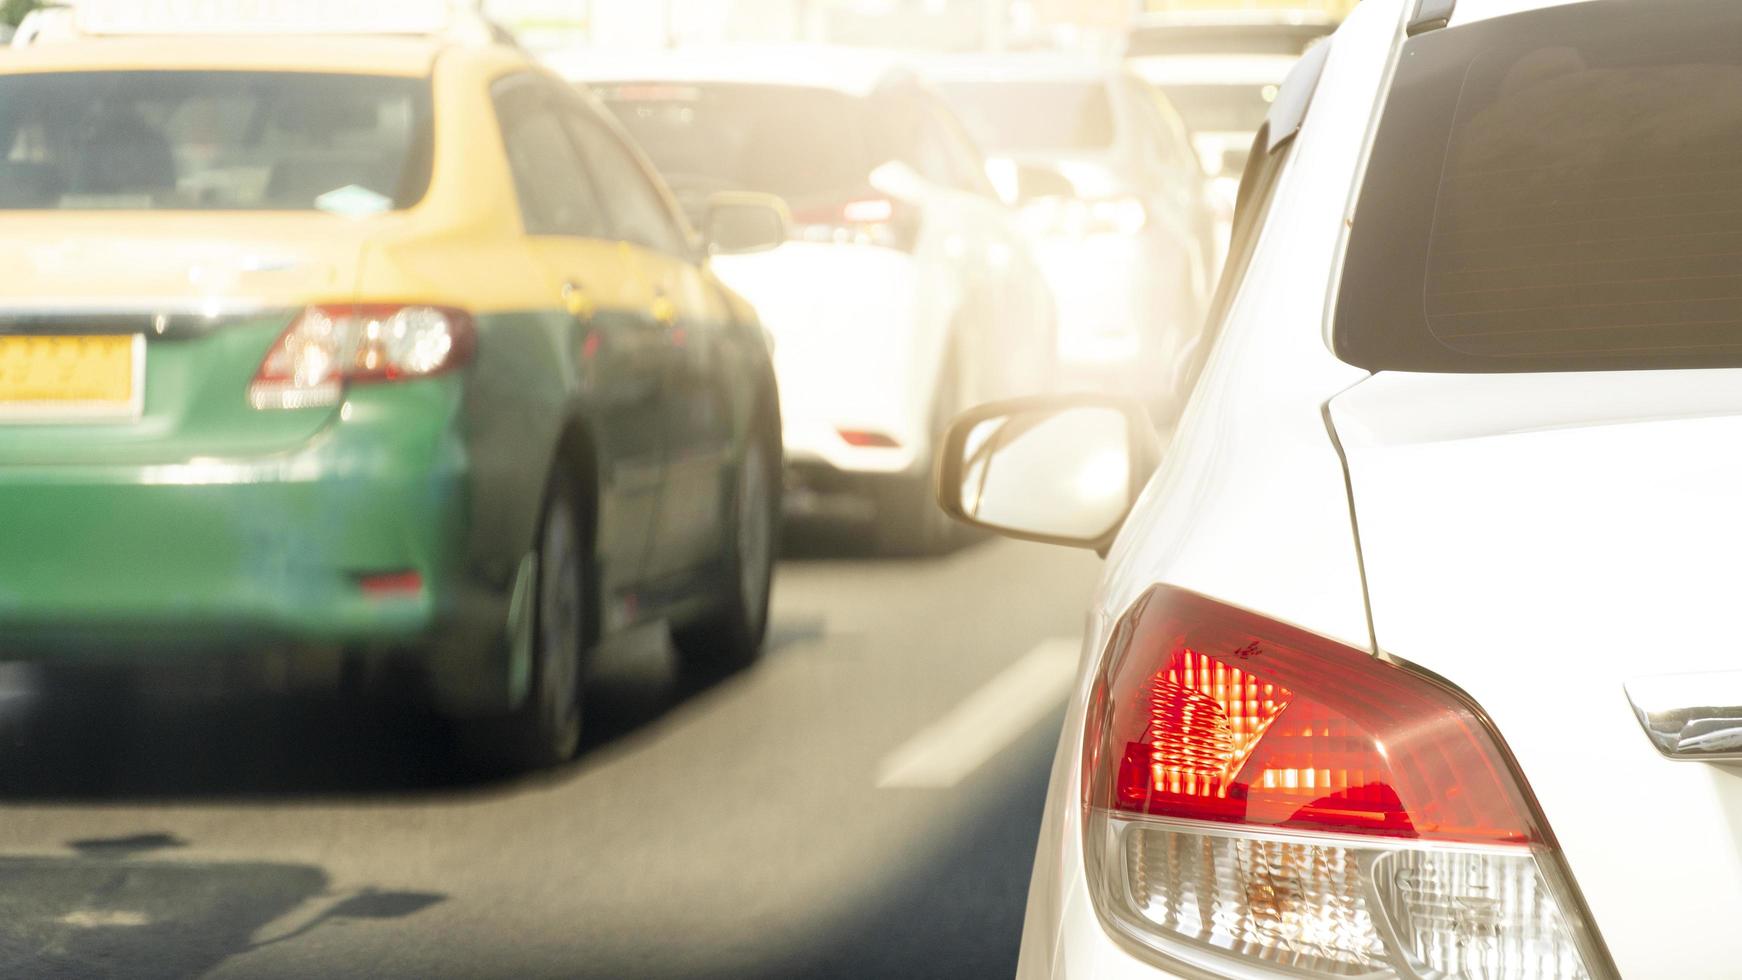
[
  {"xmin": 1082, "ymin": 586, "xmax": 1610, "ymax": 978},
  {"xmin": 249, "ymin": 304, "xmax": 475, "ymax": 410}
]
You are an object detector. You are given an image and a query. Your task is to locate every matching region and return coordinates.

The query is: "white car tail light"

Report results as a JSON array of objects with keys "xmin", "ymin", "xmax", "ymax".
[
  {"xmin": 249, "ymin": 304, "xmax": 474, "ymax": 410},
  {"xmin": 1083, "ymin": 586, "xmax": 1612, "ymax": 978}
]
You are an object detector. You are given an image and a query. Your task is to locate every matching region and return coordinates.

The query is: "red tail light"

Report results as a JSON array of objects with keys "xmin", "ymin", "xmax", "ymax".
[
  {"xmin": 249, "ymin": 304, "xmax": 475, "ymax": 410},
  {"xmin": 1083, "ymin": 586, "xmax": 1609, "ymax": 978},
  {"xmin": 837, "ymin": 429, "xmax": 900, "ymax": 449},
  {"xmin": 356, "ymin": 570, "xmax": 424, "ymax": 598},
  {"xmin": 1092, "ymin": 587, "xmax": 1536, "ymax": 844}
]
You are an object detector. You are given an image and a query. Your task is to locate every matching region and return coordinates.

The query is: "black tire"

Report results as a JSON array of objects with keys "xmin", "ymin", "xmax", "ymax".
[
  {"xmin": 672, "ymin": 419, "xmax": 780, "ymax": 677},
  {"xmin": 460, "ymin": 476, "xmax": 587, "ymax": 774}
]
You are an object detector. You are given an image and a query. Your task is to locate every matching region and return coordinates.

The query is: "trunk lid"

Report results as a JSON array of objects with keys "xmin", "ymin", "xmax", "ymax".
[
  {"xmin": 1327, "ymin": 370, "xmax": 1742, "ymax": 978},
  {"xmin": 0, "ymin": 213, "xmax": 372, "ymax": 466}
]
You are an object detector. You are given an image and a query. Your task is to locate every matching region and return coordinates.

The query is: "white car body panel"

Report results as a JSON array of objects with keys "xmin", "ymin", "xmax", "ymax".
[
  {"xmin": 710, "ymin": 242, "xmax": 934, "ymax": 475},
  {"xmin": 1328, "ymin": 370, "xmax": 1742, "ymax": 978},
  {"xmin": 925, "ymin": 54, "xmax": 1217, "ymax": 419},
  {"xmin": 1018, "ymin": 0, "xmax": 1396, "ymax": 974},
  {"xmin": 1024, "ymin": 0, "xmax": 1742, "ymax": 975},
  {"xmin": 713, "ymin": 176, "xmax": 1051, "ymax": 480}
]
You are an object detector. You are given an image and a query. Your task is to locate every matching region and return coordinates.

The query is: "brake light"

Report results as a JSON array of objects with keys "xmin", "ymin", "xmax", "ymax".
[
  {"xmin": 249, "ymin": 304, "xmax": 474, "ymax": 410},
  {"xmin": 1083, "ymin": 586, "xmax": 1610, "ymax": 978},
  {"xmin": 356, "ymin": 570, "xmax": 423, "ymax": 598},
  {"xmin": 837, "ymin": 428, "xmax": 900, "ymax": 449},
  {"xmin": 792, "ymin": 196, "xmax": 921, "ymax": 252}
]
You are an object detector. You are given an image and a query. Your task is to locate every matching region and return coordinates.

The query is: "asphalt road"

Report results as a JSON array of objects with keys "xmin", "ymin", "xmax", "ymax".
[{"xmin": 0, "ymin": 529, "xmax": 1102, "ymax": 979}]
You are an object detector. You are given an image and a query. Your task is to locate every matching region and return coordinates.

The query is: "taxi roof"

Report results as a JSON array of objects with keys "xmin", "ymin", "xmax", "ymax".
[
  {"xmin": 0, "ymin": 35, "xmax": 446, "ymax": 76},
  {"xmin": 551, "ymin": 45, "xmax": 914, "ymax": 98}
]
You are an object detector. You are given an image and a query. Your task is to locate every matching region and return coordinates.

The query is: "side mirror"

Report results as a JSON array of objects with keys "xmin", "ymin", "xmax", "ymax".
[
  {"xmin": 935, "ymin": 395, "xmax": 1161, "ymax": 554},
  {"xmin": 1012, "ymin": 163, "xmax": 1076, "ymax": 206},
  {"xmin": 703, "ymin": 192, "xmax": 789, "ymax": 255}
]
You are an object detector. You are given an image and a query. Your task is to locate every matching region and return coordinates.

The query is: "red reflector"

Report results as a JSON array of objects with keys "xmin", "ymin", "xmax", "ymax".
[
  {"xmin": 357, "ymin": 571, "xmax": 423, "ymax": 597},
  {"xmin": 837, "ymin": 429, "xmax": 900, "ymax": 449},
  {"xmin": 1086, "ymin": 586, "xmax": 1540, "ymax": 845}
]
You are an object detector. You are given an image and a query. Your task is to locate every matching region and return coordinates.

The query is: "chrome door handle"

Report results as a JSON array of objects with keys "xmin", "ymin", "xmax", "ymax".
[{"xmin": 1626, "ymin": 671, "xmax": 1742, "ymax": 761}]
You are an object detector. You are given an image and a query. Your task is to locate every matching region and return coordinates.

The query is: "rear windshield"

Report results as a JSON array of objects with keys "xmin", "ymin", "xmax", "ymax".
[
  {"xmin": 1337, "ymin": 0, "xmax": 1742, "ymax": 372},
  {"xmin": 935, "ymin": 81, "xmax": 1116, "ymax": 153},
  {"xmin": 0, "ymin": 71, "xmax": 432, "ymax": 213},
  {"xmin": 598, "ymin": 84, "xmax": 875, "ymax": 214}
]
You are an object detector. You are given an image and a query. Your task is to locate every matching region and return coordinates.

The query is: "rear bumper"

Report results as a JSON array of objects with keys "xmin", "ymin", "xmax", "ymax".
[
  {"xmin": 0, "ymin": 427, "xmax": 467, "ymax": 653},
  {"xmin": 713, "ymin": 243, "xmax": 938, "ymax": 477},
  {"xmin": 0, "ymin": 412, "xmax": 523, "ymax": 714},
  {"xmin": 783, "ymin": 421, "xmax": 926, "ymax": 477}
]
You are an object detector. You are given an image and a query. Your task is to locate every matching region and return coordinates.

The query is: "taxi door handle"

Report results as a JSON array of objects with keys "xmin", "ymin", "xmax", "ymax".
[{"xmin": 562, "ymin": 280, "xmax": 596, "ymax": 321}]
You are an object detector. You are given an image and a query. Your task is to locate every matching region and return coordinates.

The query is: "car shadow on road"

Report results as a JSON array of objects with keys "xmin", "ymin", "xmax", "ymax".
[
  {"xmin": 0, "ymin": 831, "xmax": 443, "ymax": 979},
  {"xmin": 0, "ymin": 618, "xmax": 819, "ymax": 804},
  {"xmin": 780, "ymin": 517, "xmax": 994, "ymax": 563}
]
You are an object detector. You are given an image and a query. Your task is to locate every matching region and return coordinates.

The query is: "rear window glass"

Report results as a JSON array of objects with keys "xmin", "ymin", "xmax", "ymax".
[
  {"xmin": 0, "ymin": 71, "xmax": 432, "ymax": 213},
  {"xmin": 597, "ymin": 83, "xmax": 875, "ymax": 216},
  {"xmin": 1336, "ymin": 0, "xmax": 1742, "ymax": 372},
  {"xmin": 935, "ymin": 81, "xmax": 1116, "ymax": 153}
]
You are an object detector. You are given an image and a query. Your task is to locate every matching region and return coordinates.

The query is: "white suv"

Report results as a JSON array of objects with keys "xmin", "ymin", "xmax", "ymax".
[
  {"xmin": 937, "ymin": 0, "xmax": 1739, "ymax": 976},
  {"xmin": 554, "ymin": 47, "xmax": 1057, "ymax": 554}
]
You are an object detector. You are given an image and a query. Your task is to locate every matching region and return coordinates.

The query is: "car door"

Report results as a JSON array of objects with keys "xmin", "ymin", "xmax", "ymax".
[
  {"xmin": 493, "ymin": 75, "xmax": 664, "ymax": 602},
  {"xmin": 905, "ymin": 90, "xmax": 1054, "ymax": 403},
  {"xmin": 559, "ymin": 96, "xmax": 732, "ymax": 584},
  {"xmin": 1125, "ymin": 76, "xmax": 1217, "ymax": 303}
]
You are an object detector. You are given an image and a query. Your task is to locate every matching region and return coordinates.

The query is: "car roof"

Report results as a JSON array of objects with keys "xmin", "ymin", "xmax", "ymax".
[
  {"xmin": 0, "ymin": 35, "xmax": 446, "ymax": 76},
  {"xmin": 1128, "ymin": 9, "xmax": 1339, "ymax": 30},
  {"xmin": 548, "ymin": 45, "xmax": 915, "ymax": 98},
  {"xmin": 918, "ymin": 52, "xmax": 1125, "ymax": 86}
]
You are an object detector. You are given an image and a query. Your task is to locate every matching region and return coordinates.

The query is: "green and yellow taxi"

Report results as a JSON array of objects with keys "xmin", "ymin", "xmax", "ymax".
[{"xmin": 0, "ymin": 11, "xmax": 786, "ymax": 768}]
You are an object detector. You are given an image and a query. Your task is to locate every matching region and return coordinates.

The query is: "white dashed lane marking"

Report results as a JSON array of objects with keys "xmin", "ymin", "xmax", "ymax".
[{"xmin": 876, "ymin": 638, "xmax": 1080, "ymax": 789}]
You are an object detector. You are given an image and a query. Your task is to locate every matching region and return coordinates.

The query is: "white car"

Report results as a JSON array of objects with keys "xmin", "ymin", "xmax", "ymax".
[
  {"xmin": 551, "ymin": 47, "xmax": 1057, "ymax": 554},
  {"xmin": 927, "ymin": 55, "xmax": 1219, "ymax": 424},
  {"xmin": 938, "ymin": 0, "xmax": 1735, "ymax": 976},
  {"xmin": 1123, "ymin": 10, "xmax": 1337, "ymax": 257}
]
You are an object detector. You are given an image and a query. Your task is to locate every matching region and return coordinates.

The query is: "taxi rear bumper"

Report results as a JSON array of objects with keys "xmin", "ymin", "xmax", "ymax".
[{"xmin": 0, "ymin": 383, "xmax": 520, "ymax": 715}]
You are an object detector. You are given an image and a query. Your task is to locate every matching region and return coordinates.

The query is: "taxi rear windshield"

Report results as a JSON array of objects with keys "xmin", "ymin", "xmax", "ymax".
[
  {"xmin": 1336, "ymin": 0, "xmax": 1742, "ymax": 372},
  {"xmin": 0, "ymin": 71, "xmax": 433, "ymax": 213}
]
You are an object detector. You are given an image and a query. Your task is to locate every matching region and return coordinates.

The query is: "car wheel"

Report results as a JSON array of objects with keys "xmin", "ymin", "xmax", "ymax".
[
  {"xmin": 672, "ymin": 419, "xmax": 779, "ymax": 676},
  {"xmin": 462, "ymin": 477, "xmax": 586, "ymax": 773}
]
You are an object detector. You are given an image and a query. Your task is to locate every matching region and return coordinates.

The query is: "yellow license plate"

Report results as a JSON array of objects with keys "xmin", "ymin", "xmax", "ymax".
[{"xmin": 0, "ymin": 334, "xmax": 142, "ymax": 419}]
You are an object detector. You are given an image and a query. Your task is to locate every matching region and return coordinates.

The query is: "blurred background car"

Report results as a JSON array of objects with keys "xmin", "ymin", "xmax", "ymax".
[
  {"xmin": 1123, "ymin": 9, "xmax": 1335, "ymax": 256},
  {"xmin": 927, "ymin": 54, "xmax": 1217, "ymax": 424},
  {"xmin": 558, "ymin": 47, "xmax": 1058, "ymax": 554},
  {"xmin": 0, "ymin": 8, "xmax": 786, "ymax": 772}
]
